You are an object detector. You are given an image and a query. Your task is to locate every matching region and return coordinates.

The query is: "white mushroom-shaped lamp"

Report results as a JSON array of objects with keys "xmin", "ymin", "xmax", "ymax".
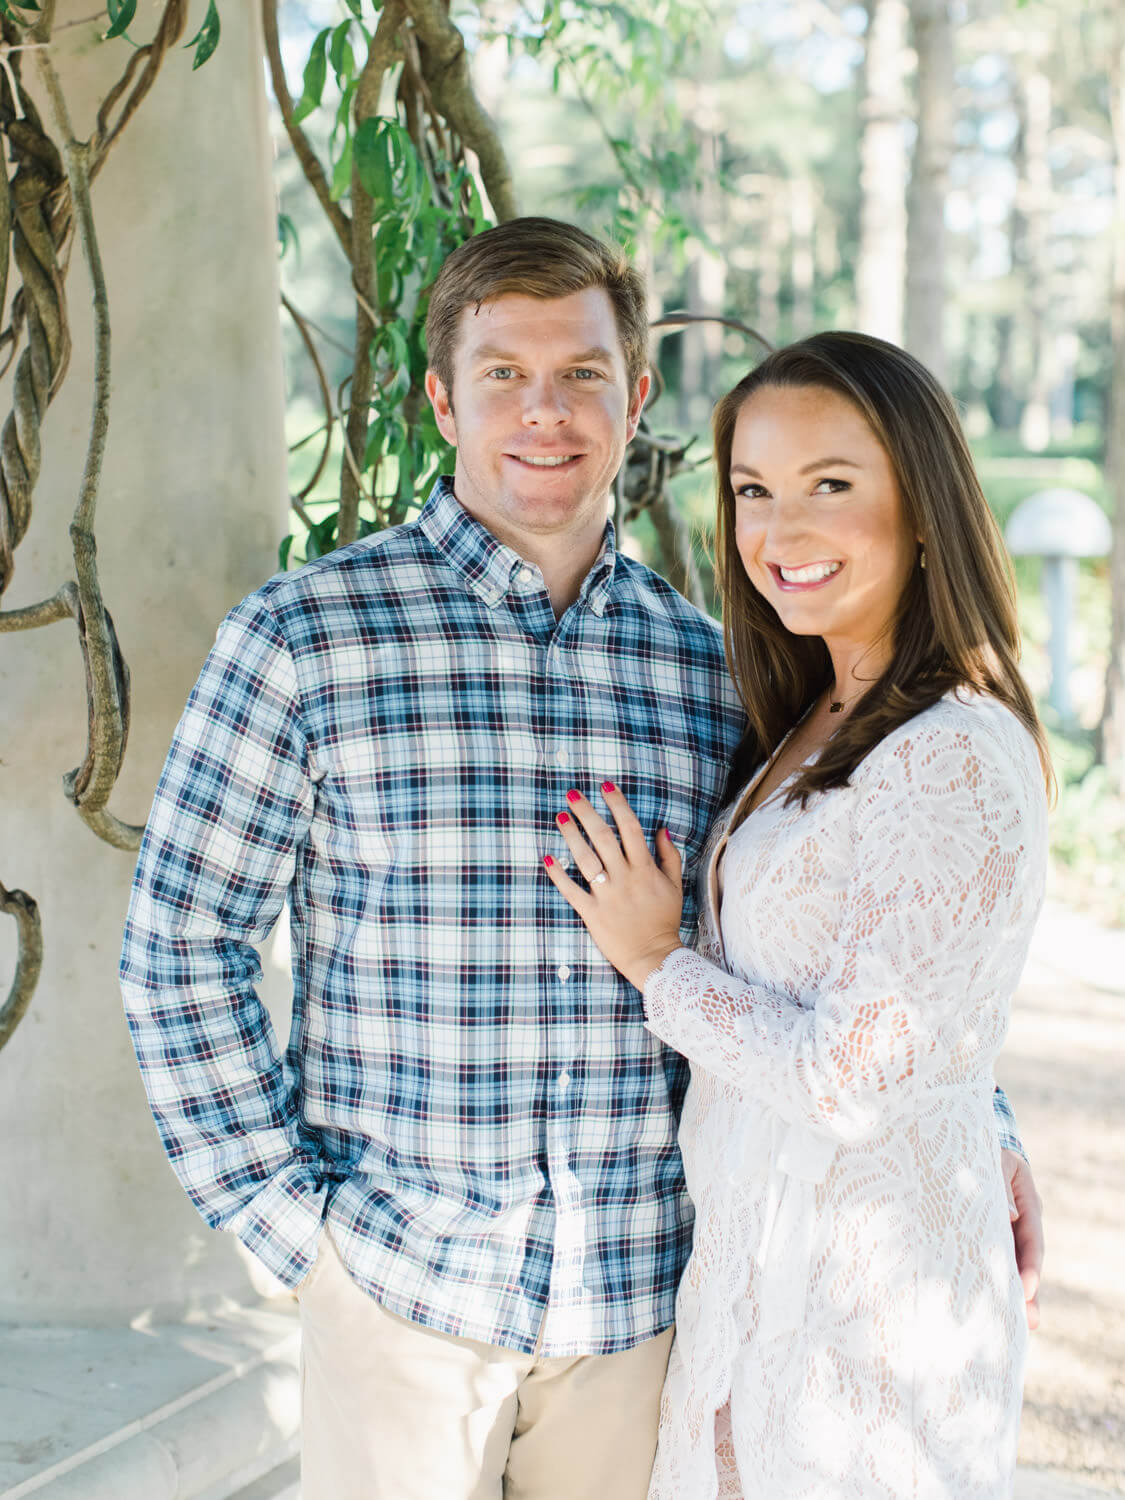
[{"xmin": 1004, "ymin": 487, "xmax": 1111, "ymax": 723}]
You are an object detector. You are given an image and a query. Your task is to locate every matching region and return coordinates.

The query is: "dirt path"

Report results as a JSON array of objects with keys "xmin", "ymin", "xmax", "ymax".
[{"xmin": 998, "ymin": 902, "xmax": 1125, "ymax": 1495}]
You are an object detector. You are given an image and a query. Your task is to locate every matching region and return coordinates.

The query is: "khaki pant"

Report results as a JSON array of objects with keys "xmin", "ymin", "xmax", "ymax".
[{"xmin": 297, "ymin": 1229, "xmax": 674, "ymax": 1499}]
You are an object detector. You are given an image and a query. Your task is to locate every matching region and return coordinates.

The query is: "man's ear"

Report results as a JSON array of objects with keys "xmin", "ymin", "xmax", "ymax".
[
  {"xmin": 625, "ymin": 372, "xmax": 652, "ymax": 442},
  {"xmin": 425, "ymin": 370, "xmax": 457, "ymax": 446}
]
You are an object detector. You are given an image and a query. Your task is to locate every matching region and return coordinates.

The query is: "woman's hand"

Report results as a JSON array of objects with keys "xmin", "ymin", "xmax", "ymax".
[{"xmin": 543, "ymin": 781, "xmax": 685, "ymax": 991}]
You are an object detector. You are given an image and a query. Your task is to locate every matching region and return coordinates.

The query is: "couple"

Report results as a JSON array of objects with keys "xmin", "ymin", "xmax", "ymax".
[{"xmin": 121, "ymin": 217, "xmax": 1047, "ymax": 1499}]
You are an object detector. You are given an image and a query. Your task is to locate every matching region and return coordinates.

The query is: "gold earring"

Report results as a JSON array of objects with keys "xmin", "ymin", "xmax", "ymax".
[{"xmin": 919, "ymin": 545, "xmax": 927, "ymax": 571}]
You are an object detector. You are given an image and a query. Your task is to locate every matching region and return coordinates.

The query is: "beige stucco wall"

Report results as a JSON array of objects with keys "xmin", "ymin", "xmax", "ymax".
[{"xmin": 0, "ymin": 0, "xmax": 290, "ymax": 1323}]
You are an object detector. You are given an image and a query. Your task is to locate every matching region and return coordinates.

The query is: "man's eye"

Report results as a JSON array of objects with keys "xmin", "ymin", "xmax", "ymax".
[
  {"xmin": 487, "ymin": 367, "xmax": 516, "ymax": 380},
  {"xmin": 573, "ymin": 368, "xmax": 602, "ymax": 380}
]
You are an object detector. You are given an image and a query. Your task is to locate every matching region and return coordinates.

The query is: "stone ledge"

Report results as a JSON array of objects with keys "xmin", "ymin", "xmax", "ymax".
[{"xmin": 0, "ymin": 1301, "xmax": 299, "ymax": 1500}]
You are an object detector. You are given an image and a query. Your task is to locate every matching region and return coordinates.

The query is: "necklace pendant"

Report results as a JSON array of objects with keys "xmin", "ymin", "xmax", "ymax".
[{"xmin": 829, "ymin": 700, "xmax": 844, "ymax": 713}]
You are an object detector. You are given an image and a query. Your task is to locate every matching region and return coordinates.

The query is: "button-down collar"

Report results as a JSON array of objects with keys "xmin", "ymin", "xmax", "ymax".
[{"xmin": 419, "ymin": 477, "xmax": 617, "ymax": 615}]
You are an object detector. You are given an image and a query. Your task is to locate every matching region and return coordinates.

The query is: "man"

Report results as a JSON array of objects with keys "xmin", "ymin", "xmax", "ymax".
[{"xmin": 121, "ymin": 218, "xmax": 1042, "ymax": 1499}]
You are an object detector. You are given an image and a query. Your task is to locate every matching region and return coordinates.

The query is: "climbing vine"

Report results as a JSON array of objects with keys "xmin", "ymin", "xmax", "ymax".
[{"xmin": 0, "ymin": 1, "xmax": 220, "ymax": 1052}]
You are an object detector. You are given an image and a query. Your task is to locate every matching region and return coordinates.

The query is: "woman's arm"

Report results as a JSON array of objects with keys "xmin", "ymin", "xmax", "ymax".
[{"xmin": 641, "ymin": 713, "xmax": 1046, "ymax": 1142}]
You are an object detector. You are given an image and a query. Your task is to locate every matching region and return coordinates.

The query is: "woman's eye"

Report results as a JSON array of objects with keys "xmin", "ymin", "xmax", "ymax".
[
  {"xmin": 813, "ymin": 477, "xmax": 850, "ymax": 494},
  {"xmin": 735, "ymin": 484, "xmax": 769, "ymax": 501}
]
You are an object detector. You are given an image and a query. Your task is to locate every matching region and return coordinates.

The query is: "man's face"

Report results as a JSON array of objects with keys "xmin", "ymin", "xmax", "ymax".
[{"xmin": 425, "ymin": 289, "xmax": 649, "ymax": 554}]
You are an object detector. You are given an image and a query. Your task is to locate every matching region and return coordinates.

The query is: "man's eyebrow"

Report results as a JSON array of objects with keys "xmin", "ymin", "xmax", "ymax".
[
  {"xmin": 730, "ymin": 457, "xmax": 863, "ymax": 478},
  {"xmin": 470, "ymin": 344, "xmax": 617, "ymax": 365}
]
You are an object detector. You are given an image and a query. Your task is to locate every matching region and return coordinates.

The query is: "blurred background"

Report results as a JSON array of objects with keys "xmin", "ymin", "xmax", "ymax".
[{"xmin": 274, "ymin": 0, "xmax": 1125, "ymax": 929}]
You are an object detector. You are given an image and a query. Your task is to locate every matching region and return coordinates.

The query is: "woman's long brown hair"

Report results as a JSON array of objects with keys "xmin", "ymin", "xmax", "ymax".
[{"xmin": 713, "ymin": 331, "xmax": 1054, "ymax": 810}]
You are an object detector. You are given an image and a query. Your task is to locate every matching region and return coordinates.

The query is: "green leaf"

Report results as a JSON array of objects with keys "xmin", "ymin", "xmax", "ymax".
[
  {"xmin": 278, "ymin": 534, "xmax": 294, "ymax": 571},
  {"xmin": 292, "ymin": 28, "xmax": 330, "ymax": 124},
  {"xmin": 355, "ymin": 116, "xmax": 393, "ymax": 203},
  {"xmin": 277, "ymin": 213, "xmax": 300, "ymax": 262},
  {"xmin": 186, "ymin": 0, "xmax": 221, "ymax": 69},
  {"xmin": 105, "ymin": 0, "xmax": 137, "ymax": 38},
  {"xmin": 305, "ymin": 514, "xmax": 338, "ymax": 562},
  {"xmin": 329, "ymin": 20, "xmax": 354, "ymax": 81},
  {"xmin": 344, "ymin": 0, "xmax": 363, "ymax": 15},
  {"xmin": 329, "ymin": 136, "xmax": 353, "ymax": 201}
]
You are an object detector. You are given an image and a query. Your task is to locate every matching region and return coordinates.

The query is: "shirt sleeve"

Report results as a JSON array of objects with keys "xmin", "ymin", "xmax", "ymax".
[
  {"xmin": 120, "ymin": 590, "xmax": 324, "ymax": 1288},
  {"xmin": 643, "ymin": 709, "xmax": 1046, "ymax": 1148},
  {"xmin": 992, "ymin": 1083, "xmax": 1025, "ymax": 1161}
]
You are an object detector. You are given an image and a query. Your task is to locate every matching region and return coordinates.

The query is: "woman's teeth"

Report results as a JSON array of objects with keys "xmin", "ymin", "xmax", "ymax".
[{"xmin": 778, "ymin": 561, "xmax": 842, "ymax": 584}]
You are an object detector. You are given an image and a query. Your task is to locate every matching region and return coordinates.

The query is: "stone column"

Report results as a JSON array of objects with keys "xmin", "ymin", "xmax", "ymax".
[{"xmin": 0, "ymin": 0, "xmax": 289, "ymax": 1324}]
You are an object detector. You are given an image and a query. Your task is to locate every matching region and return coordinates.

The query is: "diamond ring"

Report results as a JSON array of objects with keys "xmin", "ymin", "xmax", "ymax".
[{"xmin": 592, "ymin": 872, "xmax": 608, "ymax": 886}]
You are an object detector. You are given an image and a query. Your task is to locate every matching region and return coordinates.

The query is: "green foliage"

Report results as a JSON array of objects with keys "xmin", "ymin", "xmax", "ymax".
[
  {"xmin": 105, "ymin": 0, "xmax": 136, "ymax": 40},
  {"xmin": 1047, "ymin": 729, "xmax": 1125, "ymax": 927},
  {"xmin": 277, "ymin": 212, "xmax": 300, "ymax": 263},
  {"xmin": 185, "ymin": 1, "xmax": 221, "ymax": 70},
  {"xmin": 280, "ymin": 11, "xmax": 493, "ymax": 568}
]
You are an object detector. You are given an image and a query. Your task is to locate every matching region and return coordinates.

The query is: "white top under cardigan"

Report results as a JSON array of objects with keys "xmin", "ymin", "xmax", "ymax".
[{"xmin": 642, "ymin": 692, "xmax": 1047, "ymax": 1500}]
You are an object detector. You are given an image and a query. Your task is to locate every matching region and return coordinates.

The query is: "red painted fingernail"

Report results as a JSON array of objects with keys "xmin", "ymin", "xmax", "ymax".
[
  {"xmin": 601, "ymin": 781, "xmax": 616, "ymax": 794},
  {"xmin": 557, "ymin": 811, "xmax": 570, "ymax": 825},
  {"xmin": 543, "ymin": 855, "xmax": 554, "ymax": 867},
  {"xmin": 566, "ymin": 790, "xmax": 581, "ymax": 804},
  {"xmin": 662, "ymin": 829, "xmax": 672, "ymax": 840}
]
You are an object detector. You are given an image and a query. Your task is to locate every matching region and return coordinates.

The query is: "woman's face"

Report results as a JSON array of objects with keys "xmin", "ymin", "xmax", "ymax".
[{"xmin": 729, "ymin": 383, "xmax": 918, "ymax": 661}]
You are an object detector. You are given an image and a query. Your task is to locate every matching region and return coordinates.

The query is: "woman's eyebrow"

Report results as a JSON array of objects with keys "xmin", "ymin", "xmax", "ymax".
[{"xmin": 730, "ymin": 456, "xmax": 863, "ymax": 478}]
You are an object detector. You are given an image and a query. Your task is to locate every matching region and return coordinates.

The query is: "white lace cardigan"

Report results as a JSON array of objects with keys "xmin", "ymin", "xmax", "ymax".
[{"xmin": 642, "ymin": 692, "xmax": 1047, "ymax": 1500}]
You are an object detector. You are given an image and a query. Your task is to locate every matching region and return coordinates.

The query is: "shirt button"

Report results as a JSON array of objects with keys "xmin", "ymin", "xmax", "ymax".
[
  {"xmin": 558, "ymin": 1071, "xmax": 571, "ymax": 1092},
  {"xmin": 554, "ymin": 747, "xmax": 568, "ymax": 766},
  {"xmin": 556, "ymin": 964, "xmax": 571, "ymax": 982},
  {"xmin": 518, "ymin": 566, "xmax": 533, "ymax": 584}
]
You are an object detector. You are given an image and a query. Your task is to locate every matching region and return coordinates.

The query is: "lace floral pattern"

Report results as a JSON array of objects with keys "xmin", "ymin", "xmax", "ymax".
[{"xmin": 643, "ymin": 694, "xmax": 1047, "ymax": 1499}]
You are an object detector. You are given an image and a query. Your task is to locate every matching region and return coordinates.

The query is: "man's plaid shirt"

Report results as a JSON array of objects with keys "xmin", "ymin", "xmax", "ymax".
[
  {"xmin": 121, "ymin": 479, "xmax": 746, "ymax": 1356},
  {"xmin": 121, "ymin": 479, "xmax": 1023, "ymax": 1357}
]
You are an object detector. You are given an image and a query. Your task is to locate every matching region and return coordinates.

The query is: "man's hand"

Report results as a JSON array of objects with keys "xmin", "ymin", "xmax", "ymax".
[{"xmin": 1002, "ymin": 1149, "xmax": 1044, "ymax": 1331}]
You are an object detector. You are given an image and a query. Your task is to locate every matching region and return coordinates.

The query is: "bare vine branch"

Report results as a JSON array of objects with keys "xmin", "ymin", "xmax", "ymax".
[
  {"xmin": 90, "ymin": 0, "xmax": 187, "ymax": 178},
  {"xmin": 652, "ymin": 311, "xmax": 772, "ymax": 351},
  {"xmin": 0, "ymin": 65, "xmax": 71, "ymax": 600},
  {"xmin": 0, "ymin": 881, "xmax": 42, "ymax": 1052},
  {"xmin": 0, "ymin": 576, "xmax": 75, "ymax": 630},
  {"xmin": 36, "ymin": 48, "xmax": 141, "ymax": 847},
  {"xmin": 261, "ymin": 0, "xmax": 352, "ymax": 260},
  {"xmin": 404, "ymin": 0, "xmax": 517, "ymax": 223},
  {"xmin": 282, "ymin": 292, "xmax": 333, "ymax": 505}
]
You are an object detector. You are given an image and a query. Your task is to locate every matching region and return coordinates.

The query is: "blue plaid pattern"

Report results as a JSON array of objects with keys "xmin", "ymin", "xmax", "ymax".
[
  {"xmin": 121, "ymin": 479, "xmax": 745, "ymax": 1356},
  {"xmin": 121, "ymin": 477, "xmax": 1024, "ymax": 1356}
]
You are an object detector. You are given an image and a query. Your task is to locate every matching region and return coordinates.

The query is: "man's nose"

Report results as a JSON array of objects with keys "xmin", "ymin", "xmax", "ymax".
[{"xmin": 521, "ymin": 376, "xmax": 570, "ymax": 425}]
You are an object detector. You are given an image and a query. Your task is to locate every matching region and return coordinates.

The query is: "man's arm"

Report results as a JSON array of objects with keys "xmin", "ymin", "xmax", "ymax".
[
  {"xmin": 120, "ymin": 592, "xmax": 325, "ymax": 1289},
  {"xmin": 994, "ymin": 1085, "xmax": 1044, "ymax": 1330}
]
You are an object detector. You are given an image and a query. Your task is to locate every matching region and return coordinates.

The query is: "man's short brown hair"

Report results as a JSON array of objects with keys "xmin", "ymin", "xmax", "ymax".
[{"xmin": 425, "ymin": 217, "xmax": 649, "ymax": 396}]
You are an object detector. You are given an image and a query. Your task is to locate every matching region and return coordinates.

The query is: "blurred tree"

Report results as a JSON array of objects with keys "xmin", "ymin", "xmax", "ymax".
[
  {"xmin": 1101, "ymin": 4, "xmax": 1125, "ymax": 794},
  {"xmin": 906, "ymin": 0, "xmax": 953, "ymax": 380},
  {"xmin": 857, "ymin": 0, "xmax": 909, "ymax": 341}
]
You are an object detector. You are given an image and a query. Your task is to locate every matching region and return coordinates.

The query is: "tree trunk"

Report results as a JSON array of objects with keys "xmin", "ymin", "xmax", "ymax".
[
  {"xmin": 790, "ymin": 178, "xmax": 816, "ymax": 338},
  {"xmin": 1100, "ymin": 18, "xmax": 1125, "ymax": 792},
  {"xmin": 856, "ymin": 0, "xmax": 909, "ymax": 344},
  {"xmin": 905, "ymin": 0, "xmax": 953, "ymax": 381},
  {"xmin": 1016, "ymin": 48, "xmax": 1053, "ymax": 453},
  {"xmin": 679, "ymin": 54, "xmax": 726, "ymax": 426}
]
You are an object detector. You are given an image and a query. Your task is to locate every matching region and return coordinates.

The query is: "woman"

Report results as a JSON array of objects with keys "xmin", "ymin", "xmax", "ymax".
[{"xmin": 543, "ymin": 332, "xmax": 1051, "ymax": 1499}]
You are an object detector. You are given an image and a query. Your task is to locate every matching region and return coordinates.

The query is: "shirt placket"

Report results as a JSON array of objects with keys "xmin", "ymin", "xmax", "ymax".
[{"xmin": 517, "ymin": 585, "xmax": 593, "ymax": 1349}]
